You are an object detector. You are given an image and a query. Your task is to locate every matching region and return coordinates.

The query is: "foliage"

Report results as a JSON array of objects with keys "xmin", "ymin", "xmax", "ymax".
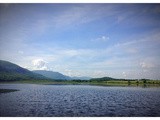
[{"xmin": 0, "ymin": 89, "xmax": 19, "ymax": 93}]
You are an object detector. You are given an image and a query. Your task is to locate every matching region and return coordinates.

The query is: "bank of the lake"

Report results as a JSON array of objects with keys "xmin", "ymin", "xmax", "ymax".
[
  {"xmin": 0, "ymin": 89, "xmax": 19, "ymax": 94},
  {"xmin": 1, "ymin": 79, "xmax": 160, "ymax": 87}
]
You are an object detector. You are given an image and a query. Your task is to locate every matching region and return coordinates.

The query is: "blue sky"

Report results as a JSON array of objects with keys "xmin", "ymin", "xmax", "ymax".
[{"xmin": 0, "ymin": 4, "xmax": 160, "ymax": 79}]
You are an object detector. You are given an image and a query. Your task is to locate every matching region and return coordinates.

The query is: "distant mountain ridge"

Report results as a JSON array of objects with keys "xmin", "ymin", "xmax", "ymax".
[
  {"xmin": 71, "ymin": 76, "xmax": 92, "ymax": 80},
  {"xmin": 33, "ymin": 70, "xmax": 72, "ymax": 80},
  {"xmin": 0, "ymin": 60, "xmax": 48, "ymax": 81},
  {"xmin": 0, "ymin": 60, "xmax": 105, "ymax": 81},
  {"xmin": 90, "ymin": 77, "xmax": 115, "ymax": 81},
  {"xmin": 33, "ymin": 70, "xmax": 92, "ymax": 80}
]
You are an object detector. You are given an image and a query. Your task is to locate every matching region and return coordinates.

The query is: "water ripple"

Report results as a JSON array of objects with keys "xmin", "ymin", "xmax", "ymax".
[{"xmin": 0, "ymin": 84, "xmax": 160, "ymax": 116}]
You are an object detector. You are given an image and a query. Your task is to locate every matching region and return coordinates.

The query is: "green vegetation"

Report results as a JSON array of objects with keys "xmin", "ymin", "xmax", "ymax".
[
  {"xmin": 1, "ymin": 79, "xmax": 160, "ymax": 87},
  {"xmin": 88, "ymin": 79, "xmax": 160, "ymax": 87},
  {"xmin": 0, "ymin": 89, "xmax": 19, "ymax": 94}
]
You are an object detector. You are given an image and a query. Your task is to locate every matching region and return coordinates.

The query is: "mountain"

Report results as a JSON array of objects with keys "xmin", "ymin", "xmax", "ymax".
[
  {"xmin": 0, "ymin": 60, "xmax": 48, "ymax": 81},
  {"xmin": 33, "ymin": 70, "xmax": 72, "ymax": 80},
  {"xmin": 71, "ymin": 76, "xmax": 92, "ymax": 80},
  {"xmin": 33, "ymin": 70, "xmax": 92, "ymax": 80},
  {"xmin": 90, "ymin": 76, "xmax": 115, "ymax": 81}
]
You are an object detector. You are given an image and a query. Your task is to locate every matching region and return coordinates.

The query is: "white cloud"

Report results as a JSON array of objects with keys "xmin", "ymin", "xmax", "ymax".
[
  {"xmin": 64, "ymin": 69, "xmax": 72, "ymax": 76},
  {"xmin": 117, "ymin": 16, "xmax": 125, "ymax": 23},
  {"xmin": 31, "ymin": 19, "xmax": 50, "ymax": 35},
  {"xmin": 32, "ymin": 58, "xmax": 48, "ymax": 70},
  {"xmin": 122, "ymin": 72, "xmax": 127, "ymax": 77},
  {"xmin": 126, "ymin": 48, "xmax": 138, "ymax": 54},
  {"xmin": 101, "ymin": 36, "xmax": 109, "ymax": 41},
  {"xmin": 92, "ymin": 70, "xmax": 108, "ymax": 77},
  {"xmin": 50, "ymin": 5, "xmax": 122, "ymax": 29},
  {"xmin": 140, "ymin": 62, "xmax": 155, "ymax": 69},
  {"xmin": 91, "ymin": 35, "xmax": 109, "ymax": 42},
  {"xmin": 139, "ymin": 58, "xmax": 160, "ymax": 70},
  {"xmin": 64, "ymin": 49, "xmax": 79, "ymax": 57},
  {"xmin": 116, "ymin": 30, "xmax": 160, "ymax": 47},
  {"xmin": 52, "ymin": 6, "xmax": 96, "ymax": 29},
  {"xmin": 18, "ymin": 50, "xmax": 24, "ymax": 54}
]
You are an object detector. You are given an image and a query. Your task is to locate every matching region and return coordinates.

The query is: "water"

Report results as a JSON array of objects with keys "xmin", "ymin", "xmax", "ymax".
[{"xmin": 0, "ymin": 84, "xmax": 160, "ymax": 117}]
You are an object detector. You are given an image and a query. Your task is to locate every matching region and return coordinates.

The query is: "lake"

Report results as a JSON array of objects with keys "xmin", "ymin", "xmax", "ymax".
[{"xmin": 0, "ymin": 84, "xmax": 160, "ymax": 117}]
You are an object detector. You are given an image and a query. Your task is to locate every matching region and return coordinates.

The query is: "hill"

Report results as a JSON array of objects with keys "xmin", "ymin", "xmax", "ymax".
[
  {"xmin": 90, "ymin": 76, "xmax": 116, "ymax": 81},
  {"xmin": 33, "ymin": 70, "xmax": 92, "ymax": 80},
  {"xmin": 71, "ymin": 76, "xmax": 92, "ymax": 80},
  {"xmin": 33, "ymin": 70, "xmax": 72, "ymax": 80},
  {"xmin": 0, "ymin": 60, "xmax": 48, "ymax": 81}
]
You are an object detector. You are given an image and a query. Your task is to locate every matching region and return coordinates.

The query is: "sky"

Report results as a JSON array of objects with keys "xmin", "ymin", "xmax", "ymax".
[{"xmin": 0, "ymin": 3, "xmax": 160, "ymax": 79}]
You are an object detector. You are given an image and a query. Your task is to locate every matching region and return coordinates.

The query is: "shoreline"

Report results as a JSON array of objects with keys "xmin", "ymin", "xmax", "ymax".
[
  {"xmin": 0, "ymin": 89, "xmax": 19, "ymax": 94},
  {"xmin": 1, "ymin": 81, "xmax": 160, "ymax": 88}
]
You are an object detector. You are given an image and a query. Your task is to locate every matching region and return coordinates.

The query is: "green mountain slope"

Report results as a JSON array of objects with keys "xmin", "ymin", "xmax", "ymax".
[
  {"xmin": 33, "ymin": 70, "xmax": 72, "ymax": 80},
  {"xmin": 0, "ymin": 60, "xmax": 48, "ymax": 81}
]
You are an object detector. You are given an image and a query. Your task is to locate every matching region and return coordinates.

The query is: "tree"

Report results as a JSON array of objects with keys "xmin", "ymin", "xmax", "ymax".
[
  {"xmin": 142, "ymin": 79, "xmax": 147, "ymax": 84},
  {"xmin": 128, "ymin": 80, "xmax": 131, "ymax": 85}
]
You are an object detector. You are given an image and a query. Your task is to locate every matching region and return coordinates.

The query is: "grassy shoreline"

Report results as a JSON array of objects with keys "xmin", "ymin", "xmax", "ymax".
[
  {"xmin": 0, "ymin": 79, "xmax": 160, "ymax": 87},
  {"xmin": 0, "ymin": 89, "xmax": 19, "ymax": 94}
]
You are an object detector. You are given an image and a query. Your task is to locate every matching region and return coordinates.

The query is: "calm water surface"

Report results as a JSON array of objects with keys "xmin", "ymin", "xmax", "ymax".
[{"xmin": 0, "ymin": 84, "xmax": 160, "ymax": 117}]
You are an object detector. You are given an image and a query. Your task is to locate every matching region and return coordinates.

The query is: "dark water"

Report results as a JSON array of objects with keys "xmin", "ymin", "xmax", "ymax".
[{"xmin": 0, "ymin": 84, "xmax": 160, "ymax": 117}]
